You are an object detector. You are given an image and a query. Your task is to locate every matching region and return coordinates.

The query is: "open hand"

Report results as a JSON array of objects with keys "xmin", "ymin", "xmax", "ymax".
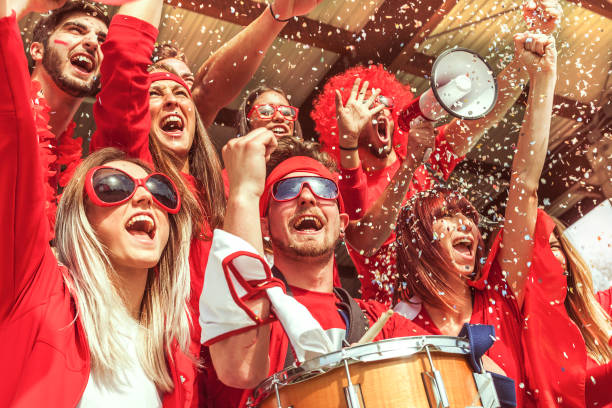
[
  {"xmin": 222, "ymin": 128, "xmax": 278, "ymax": 199},
  {"xmin": 514, "ymin": 32, "xmax": 557, "ymax": 79},
  {"xmin": 523, "ymin": 0, "xmax": 562, "ymax": 34},
  {"xmin": 335, "ymin": 77, "xmax": 386, "ymax": 149}
]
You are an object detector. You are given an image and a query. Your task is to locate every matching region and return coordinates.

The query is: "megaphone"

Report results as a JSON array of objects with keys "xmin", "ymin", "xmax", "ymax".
[{"xmin": 398, "ymin": 48, "xmax": 498, "ymax": 130}]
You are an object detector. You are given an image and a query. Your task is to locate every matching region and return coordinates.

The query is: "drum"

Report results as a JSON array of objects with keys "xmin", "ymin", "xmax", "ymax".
[{"xmin": 249, "ymin": 335, "xmax": 501, "ymax": 408}]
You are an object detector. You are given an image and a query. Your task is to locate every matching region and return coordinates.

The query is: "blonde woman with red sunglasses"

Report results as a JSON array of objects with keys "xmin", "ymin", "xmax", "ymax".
[{"xmin": 0, "ymin": 1, "xmax": 196, "ymax": 406}]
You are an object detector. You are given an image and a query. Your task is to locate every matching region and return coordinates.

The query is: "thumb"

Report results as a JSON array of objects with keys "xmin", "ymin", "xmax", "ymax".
[{"xmin": 513, "ymin": 33, "xmax": 526, "ymax": 55}]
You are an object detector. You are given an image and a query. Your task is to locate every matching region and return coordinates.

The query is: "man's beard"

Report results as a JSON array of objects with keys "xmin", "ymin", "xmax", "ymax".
[
  {"xmin": 269, "ymin": 226, "xmax": 339, "ymax": 260},
  {"xmin": 42, "ymin": 46, "xmax": 100, "ymax": 98}
]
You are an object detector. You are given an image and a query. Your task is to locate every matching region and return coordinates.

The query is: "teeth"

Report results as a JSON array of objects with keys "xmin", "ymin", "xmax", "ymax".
[
  {"xmin": 71, "ymin": 54, "xmax": 93, "ymax": 71},
  {"xmin": 126, "ymin": 214, "xmax": 155, "ymax": 233},
  {"xmin": 272, "ymin": 127, "xmax": 285, "ymax": 134},
  {"xmin": 162, "ymin": 115, "xmax": 183, "ymax": 131},
  {"xmin": 295, "ymin": 215, "xmax": 322, "ymax": 230}
]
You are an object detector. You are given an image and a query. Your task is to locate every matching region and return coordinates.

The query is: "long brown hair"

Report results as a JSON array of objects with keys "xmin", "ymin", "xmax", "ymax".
[
  {"xmin": 148, "ymin": 63, "xmax": 226, "ymax": 236},
  {"xmin": 395, "ymin": 188, "xmax": 485, "ymax": 313},
  {"xmin": 553, "ymin": 217, "xmax": 612, "ymax": 364}
]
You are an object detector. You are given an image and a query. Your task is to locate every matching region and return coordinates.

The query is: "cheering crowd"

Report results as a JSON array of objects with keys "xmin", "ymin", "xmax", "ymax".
[{"xmin": 0, "ymin": 0, "xmax": 610, "ymax": 407}]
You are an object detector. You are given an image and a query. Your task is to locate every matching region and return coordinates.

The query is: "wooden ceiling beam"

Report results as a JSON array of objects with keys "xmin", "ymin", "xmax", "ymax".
[
  {"xmin": 165, "ymin": 0, "xmax": 354, "ymax": 54},
  {"xmin": 389, "ymin": 0, "xmax": 458, "ymax": 72},
  {"xmin": 564, "ymin": 0, "xmax": 612, "ymax": 19}
]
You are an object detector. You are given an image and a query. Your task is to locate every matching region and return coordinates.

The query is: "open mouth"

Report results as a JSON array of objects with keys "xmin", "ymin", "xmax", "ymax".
[
  {"xmin": 452, "ymin": 236, "xmax": 474, "ymax": 258},
  {"xmin": 160, "ymin": 114, "xmax": 184, "ymax": 136},
  {"xmin": 270, "ymin": 124, "xmax": 289, "ymax": 136},
  {"xmin": 374, "ymin": 116, "xmax": 389, "ymax": 143},
  {"xmin": 70, "ymin": 53, "xmax": 94, "ymax": 74},
  {"xmin": 125, "ymin": 214, "xmax": 156, "ymax": 240},
  {"xmin": 292, "ymin": 215, "xmax": 323, "ymax": 232}
]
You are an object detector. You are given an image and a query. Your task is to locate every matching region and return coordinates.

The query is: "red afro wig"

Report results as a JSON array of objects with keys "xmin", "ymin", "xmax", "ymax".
[{"xmin": 311, "ymin": 64, "xmax": 414, "ymax": 163}]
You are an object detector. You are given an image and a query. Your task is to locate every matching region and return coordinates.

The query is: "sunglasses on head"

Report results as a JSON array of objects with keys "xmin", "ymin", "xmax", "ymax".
[
  {"xmin": 85, "ymin": 166, "xmax": 181, "ymax": 214},
  {"xmin": 248, "ymin": 104, "xmax": 299, "ymax": 121},
  {"xmin": 272, "ymin": 176, "xmax": 339, "ymax": 203}
]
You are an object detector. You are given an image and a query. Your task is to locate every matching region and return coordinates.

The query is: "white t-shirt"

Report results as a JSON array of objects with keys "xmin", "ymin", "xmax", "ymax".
[{"xmin": 77, "ymin": 317, "xmax": 162, "ymax": 408}]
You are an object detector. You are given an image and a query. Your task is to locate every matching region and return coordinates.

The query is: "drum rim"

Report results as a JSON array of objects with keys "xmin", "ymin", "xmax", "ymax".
[{"xmin": 251, "ymin": 335, "xmax": 471, "ymax": 404}]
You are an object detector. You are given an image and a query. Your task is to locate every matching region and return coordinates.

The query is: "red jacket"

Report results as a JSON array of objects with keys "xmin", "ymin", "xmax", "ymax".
[
  {"xmin": 89, "ymin": 14, "xmax": 212, "ymax": 407},
  {"xmin": 0, "ymin": 13, "xmax": 193, "ymax": 408}
]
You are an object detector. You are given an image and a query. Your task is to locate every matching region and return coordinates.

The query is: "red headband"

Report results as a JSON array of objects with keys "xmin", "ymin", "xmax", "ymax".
[
  {"xmin": 149, "ymin": 71, "xmax": 192, "ymax": 97},
  {"xmin": 260, "ymin": 156, "xmax": 345, "ymax": 217}
]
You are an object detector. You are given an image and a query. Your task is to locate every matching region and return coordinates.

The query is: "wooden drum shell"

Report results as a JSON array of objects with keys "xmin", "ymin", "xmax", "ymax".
[{"xmin": 259, "ymin": 350, "xmax": 483, "ymax": 408}]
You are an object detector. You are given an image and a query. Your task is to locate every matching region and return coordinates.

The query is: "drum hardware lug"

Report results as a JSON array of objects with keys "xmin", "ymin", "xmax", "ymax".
[
  {"xmin": 342, "ymin": 359, "xmax": 364, "ymax": 408},
  {"xmin": 422, "ymin": 345, "xmax": 450, "ymax": 408},
  {"xmin": 473, "ymin": 371, "xmax": 501, "ymax": 408},
  {"xmin": 272, "ymin": 382, "xmax": 294, "ymax": 408}
]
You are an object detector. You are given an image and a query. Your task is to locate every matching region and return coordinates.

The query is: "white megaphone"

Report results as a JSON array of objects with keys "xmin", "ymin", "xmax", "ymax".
[{"xmin": 398, "ymin": 48, "xmax": 498, "ymax": 130}]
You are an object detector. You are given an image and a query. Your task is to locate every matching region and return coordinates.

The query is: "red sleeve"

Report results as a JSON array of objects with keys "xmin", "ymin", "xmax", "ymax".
[
  {"xmin": 338, "ymin": 166, "xmax": 367, "ymax": 220},
  {"xmin": 89, "ymin": 14, "xmax": 158, "ymax": 164},
  {"xmin": 596, "ymin": 287, "xmax": 612, "ymax": 319},
  {"xmin": 586, "ymin": 361, "xmax": 612, "ymax": 407},
  {"xmin": 520, "ymin": 209, "xmax": 588, "ymax": 408},
  {"xmin": 428, "ymin": 124, "xmax": 464, "ymax": 180},
  {"xmin": 0, "ymin": 14, "xmax": 54, "ymax": 315}
]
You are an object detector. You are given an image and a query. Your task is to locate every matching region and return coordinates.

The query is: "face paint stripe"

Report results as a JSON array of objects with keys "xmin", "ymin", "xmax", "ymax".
[{"xmin": 53, "ymin": 39, "xmax": 68, "ymax": 46}]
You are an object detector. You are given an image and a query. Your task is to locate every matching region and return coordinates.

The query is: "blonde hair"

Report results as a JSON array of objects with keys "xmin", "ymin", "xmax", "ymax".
[
  {"xmin": 553, "ymin": 217, "xmax": 612, "ymax": 364},
  {"xmin": 55, "ymin": 148, "xmax": 193, "ymax": 391}
]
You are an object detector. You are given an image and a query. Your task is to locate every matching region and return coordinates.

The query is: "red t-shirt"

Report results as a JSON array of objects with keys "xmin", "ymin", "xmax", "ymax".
[
  {"xmin": 202, "ymin": 285, "xmax": 427, "ymax": 408},
  {"xmin": 340, "ymin": 125, "xmax": 463, "ymax": 304},
  {"xmin": 397, "ymin": 210, "xmax": 590, "ymax": 408}
]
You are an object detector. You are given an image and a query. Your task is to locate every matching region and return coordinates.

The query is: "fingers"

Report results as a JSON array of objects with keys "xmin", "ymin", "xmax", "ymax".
[
  {"xmin": 513, "ymin": 32, "xmax": 526, "ymax": 54},
  {"xmin": 369, "ymin": 102, "xmax": 386, "ymax": 116},
  {"xmin": 364, "ymin": 87, "xmax": 380, "ymax": 108},
  {"xmin": 348, "ymin": 77, "xmax": 361, "ymax": 102},
  {"xmin": 263, "ymin": 131, "xmax": 279, "ymax": 162},
  {"xmin": 335, "ymin": 90, "xmax": 344, "ymax": 111},
  {"xmin": 357, "ymin": 80, "xmax": 369, "ymax": 102},
  {"xmin": 524, "ymin": 33, "xmax": 551, "ymax": 56}
]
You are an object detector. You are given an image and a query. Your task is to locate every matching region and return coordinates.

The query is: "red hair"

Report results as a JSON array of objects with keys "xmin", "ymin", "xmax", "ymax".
[
  {"xmin": 311, "ymin": 65, "xmax": 414, "ymax": 163},
  {"xmin": 395, "ymin": 188, "xmax": 485, "ymax": 313}
]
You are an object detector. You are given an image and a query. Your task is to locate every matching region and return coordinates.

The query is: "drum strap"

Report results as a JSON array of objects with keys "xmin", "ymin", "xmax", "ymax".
[
  {"xmin": 459, "ymin": 323, "xmax": 517, "ymax": 407},
  {"xmin": 271, "ymin": 267, "xmax": 369, "ymax": 369}
]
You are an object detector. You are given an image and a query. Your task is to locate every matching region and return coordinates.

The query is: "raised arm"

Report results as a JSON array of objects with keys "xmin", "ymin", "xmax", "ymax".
[
  {"xmin": 345, "ymin": 132, "xmax": 435, "ymax": 256},
  {"xmin": 0, "ymin": 4, "xmax": 55, "ymax": 314},
  {"xmin": 192, "ymin": 0, "xmax": 322, "ymax": 127},
  {"xmin": 208, "ymin": 128, "xmax": 278, "ymax": 389},
  {"xmin": 444, "ymin": 0, "xmax": 561, "ymax": 157},
  {"xmin": 89, "ymin": 0, "xmax": 162, "ymax": 162},
  {"xmin": 498, "ymin": 33, "xmax": 557, "ymax": 307},
  {"xmin": 334, "ymin": 78, "xmax": 436, "ymax": 255}
]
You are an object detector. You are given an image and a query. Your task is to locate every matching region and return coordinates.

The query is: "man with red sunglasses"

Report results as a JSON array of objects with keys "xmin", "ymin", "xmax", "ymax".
[{"xmin": 199, "ymin": 130, "xmax": 428, "ymax": 407}]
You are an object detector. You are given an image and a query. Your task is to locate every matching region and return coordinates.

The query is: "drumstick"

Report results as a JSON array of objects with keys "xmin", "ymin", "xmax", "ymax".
[{"xmin": 356, "ymin": 309, "xmax": 394, "ymax": 345}]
